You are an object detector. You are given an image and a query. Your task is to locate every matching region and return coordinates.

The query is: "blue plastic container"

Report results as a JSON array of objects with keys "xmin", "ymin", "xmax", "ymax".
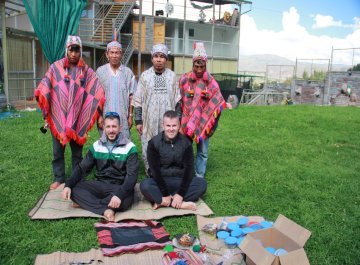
[
  {"xmin": 242, "ymin": 227, "xmax": 255, "ymax": 234},
  {"xmin": 237, "ymin": 217, "xmax": 249, "ymax": 227},
  {"xmin": 275, "ymin": 248, "xmax": 288, "ymax": 256},
  {"xmin": 217, "ymin": 231, "xmax": 230, "ymax": 240},
  {"xmin": 227, "ymin": 222, "xmax": 239, "ymax": 231},
  {"xmin": 237, "ymin": 236, "xmax": 245, "ymax": 246},
  {"xmin": 265, "ymin": 247, "xmax": 276, "ymax": 255},
  {"xmin": 224, "ymin": 236, "xmax": 237, "ymax": 248},
  {"xmin": 230, "ymin": 227, "xmax": 243, "ymax": 237},
  {"xmin": 260, "ymin": 221, "xmax": 273, "ymax": 229},
  {"xmin": 250, "ymin": 223, "xmax": 263, "ymax": 231}
]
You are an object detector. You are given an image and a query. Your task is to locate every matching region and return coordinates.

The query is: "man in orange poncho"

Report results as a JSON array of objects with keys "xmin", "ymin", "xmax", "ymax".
[
  {"xmin": 35, "ymin": 35, "xmax": 105, "ymax": 190},
  {"xmin": 179, "ymin": 42, "xmax": 226, "ymax": 178}
]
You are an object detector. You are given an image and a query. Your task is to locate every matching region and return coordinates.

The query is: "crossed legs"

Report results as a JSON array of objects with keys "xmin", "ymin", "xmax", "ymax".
[
  {"xmin": 70, "ymin": 180, "xmax": 134, "ymax": 221},
  {"xmin": 140, "ymin": 177, "xmax": 207, "ymax": 211}
]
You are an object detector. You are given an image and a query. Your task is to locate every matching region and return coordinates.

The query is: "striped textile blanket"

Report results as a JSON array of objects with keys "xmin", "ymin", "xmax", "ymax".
[{"xmin": 95, "ymin": 220, "xmax": 171, "ymax": 256}]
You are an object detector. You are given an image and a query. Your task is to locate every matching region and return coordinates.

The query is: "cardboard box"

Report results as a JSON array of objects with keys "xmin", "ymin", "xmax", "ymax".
[{"xmin": 239, "ymin": 214, "xmax": 311, "ymax": 265}]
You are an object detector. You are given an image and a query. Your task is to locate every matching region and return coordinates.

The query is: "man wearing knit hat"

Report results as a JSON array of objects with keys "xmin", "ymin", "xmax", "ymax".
[
  {"xmin": 96, "ymin": 40, "xmax": 137, "ymax": 139},
  {"xmin": 132, "ymin": 44, "xmax": 181, "ymax": 173},
  {"xmin": 179, "ymin": 42, "xmax": 226, "ymax": 178},
  {"xmin": 35, "ymin": 35, "xmax": 105, "ymax": 190}
]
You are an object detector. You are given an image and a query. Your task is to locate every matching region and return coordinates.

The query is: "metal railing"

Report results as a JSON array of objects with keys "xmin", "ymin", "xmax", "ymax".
[
  {"xmin": 7, "ymin": 75, "xmax": 42, "ymax": 110},
  {"xmin": 93, "ymin": 1, "xmax": 113, "ymax": 35},
  {"xmin": 78, "ymin": 18, "xmax": 105, "ymax": 43},
  {"xmin": 240, "ymin": 90, "xmax": 288, "ymax": 105},
  {"xmin": 79, "ymin": 1, "xmax": 136, "ymax": 45},
  {"xmin": 113, "ymin": 1, "xmax": 136, "ymax": 37}
]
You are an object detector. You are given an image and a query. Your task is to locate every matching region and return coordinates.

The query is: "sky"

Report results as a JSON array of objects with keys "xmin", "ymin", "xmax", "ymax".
[{"xmin": 235, "ymin": 0, "xmax": 360, "ymax": 65}]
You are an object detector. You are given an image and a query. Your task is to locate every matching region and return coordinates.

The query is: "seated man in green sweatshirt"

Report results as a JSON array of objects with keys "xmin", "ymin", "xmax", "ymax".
[{"xmin": 61, "ymin": 112, "xmax": 138, "ymax": 221}]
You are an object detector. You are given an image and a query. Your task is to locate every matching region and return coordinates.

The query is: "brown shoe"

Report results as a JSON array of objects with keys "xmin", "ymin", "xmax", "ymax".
[{"xmin": 49, "ymin": 182, "xmax": 62, "ymax": 190}]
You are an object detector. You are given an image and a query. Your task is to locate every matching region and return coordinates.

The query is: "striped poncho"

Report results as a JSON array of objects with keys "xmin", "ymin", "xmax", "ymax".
[
  {"xmin": 35, "ymin": 57, "xmax": 105, "ymax": 146},
  {"xmin": 179, "ymin": 71, "xmax": 226, "ymax": 143}
]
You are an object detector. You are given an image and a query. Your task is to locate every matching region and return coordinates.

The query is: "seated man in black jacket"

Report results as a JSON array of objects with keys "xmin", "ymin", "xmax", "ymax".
[
  {"xmin": 140, "ymin": 110, "xmax": 207, "ymax": 211},
  {"xmin": 61, "ymin": 112, "xmax": 138, "ymax": 221}
]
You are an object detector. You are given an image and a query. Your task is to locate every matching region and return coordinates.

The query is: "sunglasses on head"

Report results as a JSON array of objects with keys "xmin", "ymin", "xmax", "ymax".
[{"xmin": 104, "ymin": 112, "xmax": 120, "ymax": 119}]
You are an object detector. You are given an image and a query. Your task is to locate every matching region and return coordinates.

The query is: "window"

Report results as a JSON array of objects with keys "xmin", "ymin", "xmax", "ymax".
[{"xmin": 189, "ymin": 28, "xmax": 194, "ymax": 37}]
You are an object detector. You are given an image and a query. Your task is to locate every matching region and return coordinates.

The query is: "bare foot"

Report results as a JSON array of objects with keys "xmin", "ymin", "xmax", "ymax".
[
  {"xmin": 152, "ymin": 203, "xmax": 162, "ymax": 210},
  {"xmin": 49, "ymin": 182, "xmax": 62, "ymax": 190},
  {"xmin": 72, "ymin": 202, "xmax": 81, "ymax": 208},
  {"xmin": 179, "ymin": 201, "xmax": 197, "ymax": 211},
  {"xmin": 104, "ymin": 209, "xmax": 115, "ymax": 222}
]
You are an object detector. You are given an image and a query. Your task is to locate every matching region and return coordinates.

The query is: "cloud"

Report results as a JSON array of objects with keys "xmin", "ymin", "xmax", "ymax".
[
  {"xmin": 239, "ymin": 7, "xmax": 360, "ymax": 65},
  {"xmin": 312, "ymin": 14, "xmax": 360, "ymax": 30},
  {"xmin": 312, "ymin": 14, "xmax": 343, "ymax": 29}
]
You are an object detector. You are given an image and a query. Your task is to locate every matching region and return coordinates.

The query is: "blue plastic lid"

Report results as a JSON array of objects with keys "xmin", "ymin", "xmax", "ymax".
[
  {"xmin": 237, "ymin": 236, "xmax": 245, "ymax": 246},
  {"xmin": 275, "ymin": 248, "xmax": 288, "ymax": 256},
  {"xmin": 249, "ymin": 223, "xmax": 263, "ymax": 231},
  {"xmin": 225, "ymin": 236, "xmax": 237, "ymax": 245},
  {"xmin": 231, "ymin": 227, "xmax": 243, "ymax": 237},
  {"xmin": 237, "ymin": 217, "xmax": 249, "ymax": 226},
  {"xmin": 217, "ymin": 231, "xmax": 230, "ymax": 239},
  {"xmin": 265, "ymin": 247, "xmax": 276, "ymax": 255},
  {"xmin": 242, "ymin": 227, "xmax": 255, "ymax": 234},
  {"xmin": 260, "ymin": 221, "xmax": 273, "ymax": 229},
  {"xmin": 227, "ymin": 222, "xmax": 239, "ymax": 231}
]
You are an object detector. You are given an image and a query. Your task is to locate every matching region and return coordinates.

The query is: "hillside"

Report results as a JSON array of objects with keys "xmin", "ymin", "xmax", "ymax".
[{"xmin": 238, "ymin": 54, "xmax": 350, "ymax": 80}]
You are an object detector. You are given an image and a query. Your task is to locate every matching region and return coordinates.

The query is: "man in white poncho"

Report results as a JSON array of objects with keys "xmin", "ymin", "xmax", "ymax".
[{"xmin": 132, "ymin": 44, "xmax": 181, "ymax": 173}]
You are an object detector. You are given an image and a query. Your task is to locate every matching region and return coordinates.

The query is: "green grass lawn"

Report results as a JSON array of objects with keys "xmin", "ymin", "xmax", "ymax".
[{"xmin": 0, "ymin": 105, "xmax": 359, "ymax": 264}]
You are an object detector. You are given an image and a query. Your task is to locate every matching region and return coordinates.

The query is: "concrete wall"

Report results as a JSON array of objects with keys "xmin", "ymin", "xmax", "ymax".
[
  {"xmin": 173, "ymin": 56, "xmax": 237, "ymax": 75},
  {"xmin": 6, "ymin": 13, "xmax": 33, "ymax": 32},
  {"xmin": 165, "ymin": 19, "xmax": 239, "ymax": 59}
]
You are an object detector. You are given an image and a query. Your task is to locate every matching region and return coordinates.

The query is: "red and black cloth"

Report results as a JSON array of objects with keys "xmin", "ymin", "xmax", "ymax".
[{"xmin": 95, "ymin": 220, "xmax": 171, "ymax": 256}]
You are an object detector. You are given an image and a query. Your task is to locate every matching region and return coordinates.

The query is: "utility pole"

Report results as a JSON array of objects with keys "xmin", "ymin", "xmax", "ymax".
[{"xmin": 0, "ymin": 0, "xmax": 9, "ymax": 106}]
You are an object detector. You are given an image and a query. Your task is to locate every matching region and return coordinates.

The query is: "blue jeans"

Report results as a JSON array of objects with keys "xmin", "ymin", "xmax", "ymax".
[{"xmin": 195, "ymin": 138, "xmax": 209, "ymax": 178}]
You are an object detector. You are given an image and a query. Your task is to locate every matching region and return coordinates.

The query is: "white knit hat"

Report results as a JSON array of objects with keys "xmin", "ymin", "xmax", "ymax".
[
  {"xmin": 151, "ymin": 44, "xmax": 169, "ymax": 59},
  {"xmin": 193, "ymin": 42, "xmax": 207, "ymax": 62},
  {"xmin": 65, "ymin": 35, "xmax": 82, "ymax": 57}
]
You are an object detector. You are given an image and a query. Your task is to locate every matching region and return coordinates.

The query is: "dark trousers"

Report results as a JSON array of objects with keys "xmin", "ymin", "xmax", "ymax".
[
  {"xmin": 71, "ymin": 180, "xmax": 134, "ymax": 215},
  {"xmin": 140, "ymin": 177, "xmax": 207, "ymax": 205},
  {"xmin": 52, "ymin": 134, "xmax": 83, "ymax": 183}
]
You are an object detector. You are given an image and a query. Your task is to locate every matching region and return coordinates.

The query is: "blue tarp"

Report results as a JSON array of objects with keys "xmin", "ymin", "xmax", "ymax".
[{"xmin": 0, "ymin": 112, "xmax": 21, "ymax": 120}]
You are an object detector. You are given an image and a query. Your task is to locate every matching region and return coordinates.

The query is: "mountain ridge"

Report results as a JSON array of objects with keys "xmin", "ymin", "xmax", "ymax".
[{"xmin": 237, "ymin": 54, "xmax": 350, "ymax": 80}]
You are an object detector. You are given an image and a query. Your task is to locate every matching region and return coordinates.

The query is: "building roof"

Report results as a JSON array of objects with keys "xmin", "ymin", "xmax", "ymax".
[
  {"xmin": 190, "ymin": 0, "xmax": 252, "ymax": 5},
  {"xmin": 4, "ymin": 0, "xmax": 25, "ymax": 16}
]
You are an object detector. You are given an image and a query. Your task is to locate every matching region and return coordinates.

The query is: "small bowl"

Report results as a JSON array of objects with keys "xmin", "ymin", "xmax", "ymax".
[{"xmin": 175, "ymin": 234, "xmax": 195, "ymax": 247}]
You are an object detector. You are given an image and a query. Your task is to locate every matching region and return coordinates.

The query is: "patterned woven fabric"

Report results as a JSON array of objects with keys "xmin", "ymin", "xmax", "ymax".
[
  {"xmin": 179, "ymin": 71, "xmax": 226, "ymax": 143},
  {"xmin": 95, "ymin": 220, "xmax": 171, "ymax": 256},
  {"xmin": 132, "ymin": 67, "xmax": 181, "ymax": 142},
  {"xmin": 96, "ymin": 63, "xmax": 136, "ymax": 139},
  {"xmin": 35, "ymin": 58, "xmax": 105, "ymax": 146},
  {"xmin": 162, "ymin": 249, "xmax": 204, "ymax": 265}
]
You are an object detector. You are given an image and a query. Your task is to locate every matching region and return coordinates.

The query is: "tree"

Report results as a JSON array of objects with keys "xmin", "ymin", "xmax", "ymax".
[
  {"xmin": 348, "ymin": 63, "xmax": 360, "ymax": 71},
  {"xmin": 311, "ymin": 70, "xmax": 326, "ymax": 81},
  {"xmin": 302, "ymin": 70, "xmax": 309, "ymax": 80}
]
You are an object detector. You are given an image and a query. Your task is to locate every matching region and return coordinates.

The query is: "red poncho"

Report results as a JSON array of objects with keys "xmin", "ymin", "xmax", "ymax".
[
  {"xmin": 179, "ymin": 71, "xmax": 226, "ymax": 143},
  {"xmin": 35, "ymin": 58, "xmax": 105, "ymax": 145}
]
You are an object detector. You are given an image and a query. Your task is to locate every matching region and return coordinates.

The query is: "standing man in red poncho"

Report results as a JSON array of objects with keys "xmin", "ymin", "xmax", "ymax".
[
  {"xmin": 35, "ymin": 35, "xmax": 105, "ymax": 190},
  {"xmin": 179, "ymin": 42, "xmax": 226, "ymax": 178}
]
